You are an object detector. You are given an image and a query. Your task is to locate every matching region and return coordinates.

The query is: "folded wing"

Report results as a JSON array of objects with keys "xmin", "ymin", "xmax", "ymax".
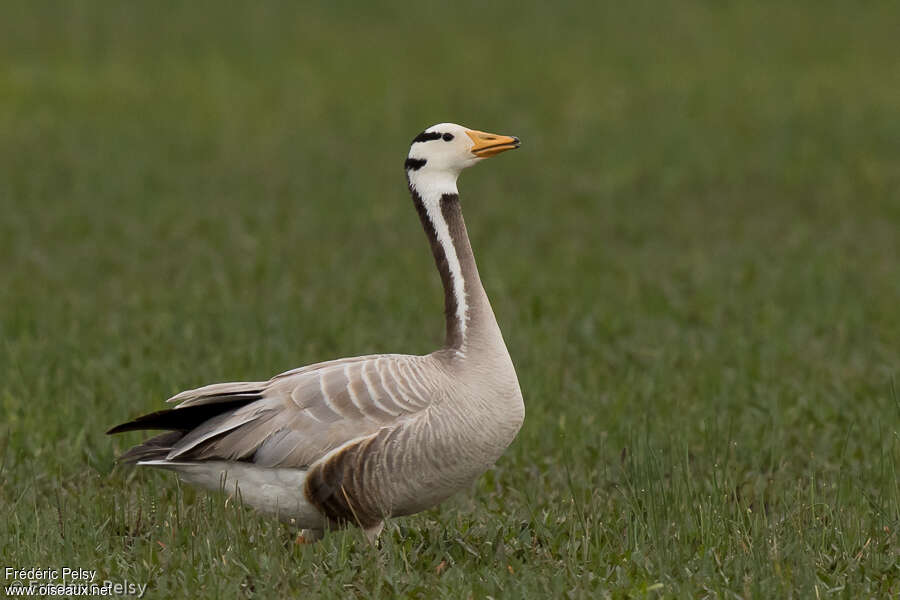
[{"xmin": 148, "ymin": 354, "xmax": 440, "ymax": 468}]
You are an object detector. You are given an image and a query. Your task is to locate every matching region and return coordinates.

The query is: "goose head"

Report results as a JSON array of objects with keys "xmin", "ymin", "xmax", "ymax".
[{"xmin": 405, "ymin": 123, "xmax": 520, "ymax": 178}]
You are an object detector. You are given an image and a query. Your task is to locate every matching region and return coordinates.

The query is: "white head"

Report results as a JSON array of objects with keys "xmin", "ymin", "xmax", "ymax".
[{"xmin": 405, "ymin": 123, "xmax": 520, "ymax": 187}]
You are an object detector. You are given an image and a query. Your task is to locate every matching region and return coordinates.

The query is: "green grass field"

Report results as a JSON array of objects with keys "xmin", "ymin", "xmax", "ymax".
[{"xmin": 2, "ymin": 2, "xmax": 899, "ymax": 597}]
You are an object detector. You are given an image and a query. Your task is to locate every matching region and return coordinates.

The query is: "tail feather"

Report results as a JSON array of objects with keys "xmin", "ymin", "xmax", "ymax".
[{"xmin": 116, "ymin": 431, "xmax": 185, "ymax": 463}]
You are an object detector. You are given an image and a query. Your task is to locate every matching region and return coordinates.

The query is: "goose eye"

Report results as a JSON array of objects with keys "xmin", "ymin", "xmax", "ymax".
[{"xmin": 442, "ymin": 133, "xmax": 454, "ymax": 142}]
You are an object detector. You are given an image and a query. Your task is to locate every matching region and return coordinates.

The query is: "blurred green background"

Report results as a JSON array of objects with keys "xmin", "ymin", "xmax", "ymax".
[{"xmin": 1, "ymin": 2, "xmax": 898, "ymax": 597}]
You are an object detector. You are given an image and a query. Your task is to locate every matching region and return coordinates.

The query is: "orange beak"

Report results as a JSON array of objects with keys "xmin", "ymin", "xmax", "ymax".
[{"xmin": 465, "ymin": 129, "xmax": 521, "ymax": 158}]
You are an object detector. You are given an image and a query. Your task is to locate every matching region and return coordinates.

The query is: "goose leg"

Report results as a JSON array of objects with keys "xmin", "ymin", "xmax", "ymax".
[{"xmin": 363, "ymin": 521, "xmax": 384, "ymax": 545}]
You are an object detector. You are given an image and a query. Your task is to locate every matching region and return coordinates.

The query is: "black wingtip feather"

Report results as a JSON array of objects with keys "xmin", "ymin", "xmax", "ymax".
[{"xmin": 106, "ymin": 396, "xmax": 260, "ymax": 435}]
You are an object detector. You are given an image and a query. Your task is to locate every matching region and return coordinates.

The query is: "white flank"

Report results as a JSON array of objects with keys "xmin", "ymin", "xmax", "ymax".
[{"xmin": 135, "ymin": 460, "xmax": 324, "ymax": 526}]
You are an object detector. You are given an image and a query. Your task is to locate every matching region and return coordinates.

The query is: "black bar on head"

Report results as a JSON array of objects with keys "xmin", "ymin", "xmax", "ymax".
[
  {"xmin": 412, "ymin": 131, "xmax": 442, "ymax": 143},
  {"xmin": 405, "ymin": 158, "xmax": 427, "ymax": 171}
]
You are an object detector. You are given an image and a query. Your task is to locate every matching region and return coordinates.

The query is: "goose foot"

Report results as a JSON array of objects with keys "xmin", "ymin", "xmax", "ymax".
[{"xmin": 295, "ymin": 528, "xmax": 323, "ymax": 545}]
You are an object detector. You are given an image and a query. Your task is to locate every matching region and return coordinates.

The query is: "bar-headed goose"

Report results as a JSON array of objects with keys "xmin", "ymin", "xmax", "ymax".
[{"xmin": 108, "ymin": 123, "xmax": 525, "ymax": 543}]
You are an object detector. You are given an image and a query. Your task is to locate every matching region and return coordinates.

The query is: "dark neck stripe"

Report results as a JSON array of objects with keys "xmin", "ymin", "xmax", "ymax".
[
  {"xmin": 439, "ymin": 194, "xmax": 462, "ymax": 246},
  {"xmin": 405, "ymin": 157, "xmax": 427, "ymax": 171},
  {"xmin": 412, "ymin": 131, "xmax": 442, "ymax": 143},
  {"xmin": 409, "ymin": 185, "xmax": 464, "ymax": 349},
  {"xmin": 441, "ymin": 193, "xmax": 487, "ymax": 349}
]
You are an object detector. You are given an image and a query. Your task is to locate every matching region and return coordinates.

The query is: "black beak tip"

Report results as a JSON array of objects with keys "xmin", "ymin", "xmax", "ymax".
[{"xmin": 512, "ymin": 136, "xmax": 521, "ymax": 147}]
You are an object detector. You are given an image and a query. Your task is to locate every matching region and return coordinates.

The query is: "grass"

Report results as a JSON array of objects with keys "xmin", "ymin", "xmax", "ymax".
[{"xmin": 1, "ymin": 1, "xmax": 899, "ymax": 597}]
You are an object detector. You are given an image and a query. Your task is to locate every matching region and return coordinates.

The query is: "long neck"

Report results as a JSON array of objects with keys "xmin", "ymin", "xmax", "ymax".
[{"xmin": 407, "ymin": 171, "xmax": 501, "ymax": 355}]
